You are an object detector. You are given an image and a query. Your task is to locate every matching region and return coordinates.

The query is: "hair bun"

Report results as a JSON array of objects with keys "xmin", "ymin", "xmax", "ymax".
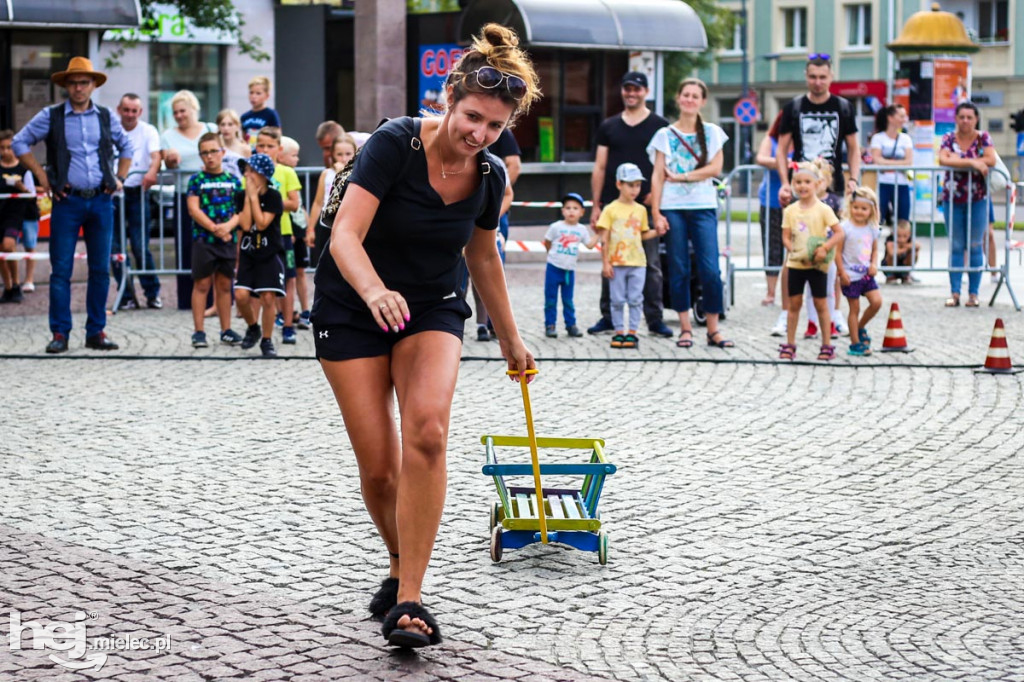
[{"xmin": 479, "ymin": 23, "xmax": 519, "ymax": 50}]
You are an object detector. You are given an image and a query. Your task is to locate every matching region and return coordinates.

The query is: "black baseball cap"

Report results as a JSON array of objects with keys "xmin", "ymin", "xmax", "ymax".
[{"xmin": 621, "ymin": 71, "xmax": 648, "ymax": 89}]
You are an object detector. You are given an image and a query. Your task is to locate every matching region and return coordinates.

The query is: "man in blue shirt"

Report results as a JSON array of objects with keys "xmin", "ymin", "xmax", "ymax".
[{"xmin": 13, "ymin": 57, "xmax": 134, "ymax": 353}]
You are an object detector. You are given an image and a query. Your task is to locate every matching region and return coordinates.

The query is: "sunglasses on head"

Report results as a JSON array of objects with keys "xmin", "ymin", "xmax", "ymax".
[
  {"xmin": 467, "ymin": 66, "xmax": 527, "ymax": 101},
  {"xmin": 808, "ymin": 53, "xmax": 831, "ymax": 62}
]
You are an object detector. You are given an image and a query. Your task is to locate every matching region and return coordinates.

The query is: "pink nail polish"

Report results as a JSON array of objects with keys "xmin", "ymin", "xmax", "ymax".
[
  {"xmin": 404, "ymin": 314, "xmax": 410, "ymax": 322},
  {"xmin": 381, "ymin": 325, "xmax": 389, "ymax": 332},
  {"xmin": 399, "ymin": 323, "xmax": 405, "ymax": 331}
]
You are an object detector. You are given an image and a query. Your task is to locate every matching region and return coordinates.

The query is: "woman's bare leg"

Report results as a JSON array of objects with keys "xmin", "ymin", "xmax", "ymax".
[
  {"xmin": 388, "ymin": 331, "xmax": 462, "ymax": 636},
  {"xmin": 319, "ymin": 354, "xmax": 402, "ymax": 579}
]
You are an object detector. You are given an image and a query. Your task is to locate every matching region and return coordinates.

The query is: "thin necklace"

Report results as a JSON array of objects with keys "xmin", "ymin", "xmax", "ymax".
[{"xmin": 435, "ymin": 124, "xmax": 469, "ymax": 179}]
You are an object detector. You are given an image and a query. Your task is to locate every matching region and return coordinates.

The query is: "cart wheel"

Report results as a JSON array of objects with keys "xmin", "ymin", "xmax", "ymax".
[
  {"xmin": 490, "ymin": 526, "xmax": 503, "ymax": 563},
  {"xmin": 597, "ymin": 530, "xmax": 609, "ymax": 565},
  {"xmin": 489, "ymin": 502, "xmax": 502, "ymax": 532}
]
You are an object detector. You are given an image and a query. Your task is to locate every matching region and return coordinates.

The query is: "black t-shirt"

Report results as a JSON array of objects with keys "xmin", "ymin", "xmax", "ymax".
[
  {"xmin": 779, "ymin": 95, "xmax": 858, "ymax": 194},
  {"xmin": 0, "ymin": 161, "xmax": 34, "ymax": 223},
  {"xmin": 236, "ymin": 187, "xmax": 284, "ymax": 262},
  {"xmin": 488, "ymin": 129, "xmax": 521, "ymax": 161},
  {"xmin": 313, "ymin": 117, "xmax": 504, "ymax": 313},
  {"xmin": 596, "ymin": 111, "xmax": 669, "ymax": 206}
]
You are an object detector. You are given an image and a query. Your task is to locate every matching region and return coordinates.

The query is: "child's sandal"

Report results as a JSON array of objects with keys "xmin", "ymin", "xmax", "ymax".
[
  {"xmin": 817, "ymin": 344, "xmax": 836, "ymax": 361},
  {"xmin": 778, "ymin": 343, "xmax": 796, "ymax": 360}
]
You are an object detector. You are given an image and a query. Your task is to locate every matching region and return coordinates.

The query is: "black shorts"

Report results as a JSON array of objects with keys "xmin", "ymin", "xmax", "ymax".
[
  {"xmin": 293, "ymin": 227, "xmax": 310, "ymax": 269},
  {"xmin": 788, "ymin": 267, "xmax": 828, "ymax": 299},
  {"xmin": 281, "ymin": 235, "xmax": 297, "ymax": 279},
  {"xmin": 191, "ymin": 239, "xmax": 237, "ymax": 280},
  {"xmin": 2, "ymin": 224, "xmax": 21, "ymax": 241},
  {"xmin": 312, "ymin": 297, "xmax": 471, "ymax": 361},
  {"xmin": 235, "ymin": 254, "xmax": 285, "ymax": 296}
]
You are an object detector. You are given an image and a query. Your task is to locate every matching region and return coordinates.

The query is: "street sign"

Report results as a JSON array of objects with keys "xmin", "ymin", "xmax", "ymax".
[
  {"xmin": 1017, "ymin": 133, "xmax": 1024, "ymax": 157},
  {"xmin": 733, "ymin": 97, "xmax": 759, "ymax": 126}
]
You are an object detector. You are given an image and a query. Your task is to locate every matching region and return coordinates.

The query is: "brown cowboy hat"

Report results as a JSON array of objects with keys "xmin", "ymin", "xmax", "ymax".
[{"xmin": 51, "ymin": 56, "xmax": 107, "ymax": 88}]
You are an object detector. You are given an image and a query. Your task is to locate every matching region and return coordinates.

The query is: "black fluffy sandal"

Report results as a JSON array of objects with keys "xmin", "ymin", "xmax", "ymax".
[
  {"xmin": 368, "ymin": 577, "xmax": 399, "ymax": 621},
  {"xmin": 381, "ymin": 601, "xmax": 442, "ymax": 648}
]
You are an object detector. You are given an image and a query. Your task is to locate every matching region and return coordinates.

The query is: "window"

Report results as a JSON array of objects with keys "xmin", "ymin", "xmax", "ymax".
[
  {"xmin": 720, "ymin": 17, "xmax": 744, "ymax": 55},
  {"xmin": 846, "ymin": 4, "xmax": 872, "ymax": 47},
  {"xmin": 149, "ymin": 43, "xmax": 223, "ymax": 132},
  {"xmin": 977, "ymin": 0, "xmax": 1009, "ymax": 43},
  {"xmin": 783, "ymin": 8, "xmax": 807, "ymax": 50}
]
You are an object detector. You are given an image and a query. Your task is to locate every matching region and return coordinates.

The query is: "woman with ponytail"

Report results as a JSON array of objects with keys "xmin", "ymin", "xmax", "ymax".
[
  {"xmin": 310, "ymin": 23, "xmax": 540, "ymax": 648},
  {"xmin": 648, "ymin": 78, "xmax": 733, "ymax": 349}
]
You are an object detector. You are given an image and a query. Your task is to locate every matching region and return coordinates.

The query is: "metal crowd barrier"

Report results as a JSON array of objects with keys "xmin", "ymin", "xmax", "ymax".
[
  {"xmin": 111, "ymin": 166, "xmax": 330, "ymax": 311},
  {"xmin": 720, "ymin": 163, "xmax": 1019, "ymax": 311}
]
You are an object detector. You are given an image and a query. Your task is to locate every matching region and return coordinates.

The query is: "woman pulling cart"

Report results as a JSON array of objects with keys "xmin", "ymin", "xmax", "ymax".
[{"xmin": 310, "ymin": 24, "xmax": 541, "ymax": 648}]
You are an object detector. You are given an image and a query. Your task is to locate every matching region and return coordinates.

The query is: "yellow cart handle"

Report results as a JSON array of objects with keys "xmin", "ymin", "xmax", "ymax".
[{"xmin": 505, "ymin": 368, "xmax": 547, "ymax": 543}]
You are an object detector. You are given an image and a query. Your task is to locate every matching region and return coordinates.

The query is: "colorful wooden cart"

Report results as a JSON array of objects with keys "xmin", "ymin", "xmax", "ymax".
[{"xmin": 482, "ymin": 435, "xmax": 616, "ymax": 564}]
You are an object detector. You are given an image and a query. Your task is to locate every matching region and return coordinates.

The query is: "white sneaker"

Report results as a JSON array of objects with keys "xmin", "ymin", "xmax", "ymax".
[
  {"xmin": 20, "ymin": 282, "xmax": 34, "ymax": 293},
  {"xmin": 770, "ymin": 310, "xmax": 787, "ymax": 337},
  {"xmin": 834, "ymin": 317, "xmax": 850, "ymax": 337}
]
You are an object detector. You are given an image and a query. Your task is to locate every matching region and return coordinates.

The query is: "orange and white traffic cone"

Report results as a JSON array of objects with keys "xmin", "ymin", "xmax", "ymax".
[
  {"xmin": 975, "ymin": 318, "xmax": 1023, "ymax": 374},
  {"xmin": 879, "ymin": 302, "xmax": 913, "ymax": 353}
]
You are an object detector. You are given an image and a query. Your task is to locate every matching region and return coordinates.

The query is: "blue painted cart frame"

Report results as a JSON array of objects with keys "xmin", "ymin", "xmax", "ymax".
[{"xmin": 481, "ymin": 435, "xmax": 617, "ymax": 564}]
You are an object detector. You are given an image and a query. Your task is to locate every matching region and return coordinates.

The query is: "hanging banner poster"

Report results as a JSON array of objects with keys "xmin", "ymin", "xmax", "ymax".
[
  {"xmin": 418, "ymin": 44, "xmax": 464, "ymax": 114},
  {"xmin": 932, "ymin": 58, "xmax": 970, "ymax": 124}
]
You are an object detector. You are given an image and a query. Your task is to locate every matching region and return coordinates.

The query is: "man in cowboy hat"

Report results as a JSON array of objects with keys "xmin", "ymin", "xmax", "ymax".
[{"xmin": 13, "ymin": 56, "xmax": 134, "ymax": 353}]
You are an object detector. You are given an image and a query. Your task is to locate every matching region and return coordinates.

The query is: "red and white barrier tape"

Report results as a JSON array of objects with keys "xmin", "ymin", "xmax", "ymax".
[
  {"xmin": 0, "ymin": 193, "xmax": 43, "ymax": 199},
  {"xmin": 0, "ymin": 252, "xmax": 126, "ymax": 262},
  {"xmin": 503, "ymin": 240, "xmax": 600, "ymax": 253}
]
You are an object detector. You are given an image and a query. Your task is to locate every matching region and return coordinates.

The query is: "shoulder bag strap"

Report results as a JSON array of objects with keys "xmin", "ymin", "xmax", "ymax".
[{"xmin": 667, "ymin": 127, "xmax": 702, "ymax": 167}]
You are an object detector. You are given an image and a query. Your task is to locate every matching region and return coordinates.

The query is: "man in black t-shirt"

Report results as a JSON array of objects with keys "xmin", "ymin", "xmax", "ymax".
[
  {"xmin": 587, "ymin": 72, "xmax": 672, "ymax": 337},
  {"xmin": 776, "ymin": 55, "xmax": 860, "ymax": 203}
]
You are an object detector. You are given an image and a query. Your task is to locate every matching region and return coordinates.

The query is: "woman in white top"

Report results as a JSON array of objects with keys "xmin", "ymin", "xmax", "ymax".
[
  {"xmin": 869, "ymin": 104, "xmax": 913, "ymax": 226},
  {"xmin": 159, "ymin": 89, "xmax": 216, "ymax": 308},
  {"xmin": 160, "ymin": 90, "xmax": 215, "ymax": 180},
  {"xmin": 648, "ymin": 78, "xmax": 732, "ymax": 349}
]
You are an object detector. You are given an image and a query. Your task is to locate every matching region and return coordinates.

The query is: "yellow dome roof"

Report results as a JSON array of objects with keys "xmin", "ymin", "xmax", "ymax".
[{"xmin": 887, "ymin": 3, "xmax": 979, "ymax": 53}]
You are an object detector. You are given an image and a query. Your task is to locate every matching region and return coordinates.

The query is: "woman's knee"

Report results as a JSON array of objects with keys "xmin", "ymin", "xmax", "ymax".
[
  {"xmin": 402, "ymin": 413, "xmax": 448, "ymax": 462},
  {"xmin": 359, "ymin": 461, "xmax": 400, "ymax": 494}
]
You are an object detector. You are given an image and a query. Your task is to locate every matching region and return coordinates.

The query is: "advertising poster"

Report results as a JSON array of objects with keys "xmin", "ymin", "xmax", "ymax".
[
  {"xmin": 932, "ymin": 58, "xmax": 970, "ymax": 125},
  {"xmin": 418, "ymin": 44, "xmax": 464, "ymax": 115}
]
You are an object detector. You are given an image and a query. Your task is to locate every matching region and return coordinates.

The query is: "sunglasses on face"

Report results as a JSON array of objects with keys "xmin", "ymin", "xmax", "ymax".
[{"xmin": 467, "ymin": 66, "xmax": 527, "ymax": 101}]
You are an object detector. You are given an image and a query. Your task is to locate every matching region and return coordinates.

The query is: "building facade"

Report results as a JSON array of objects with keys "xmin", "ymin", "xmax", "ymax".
[
  {"xmin": 701, "ymin": 0, "xmax": 1024, "ymax": 170},
  {"xmin": 1, "ymin": 0, "xmax": 275, "ymax": 152}
]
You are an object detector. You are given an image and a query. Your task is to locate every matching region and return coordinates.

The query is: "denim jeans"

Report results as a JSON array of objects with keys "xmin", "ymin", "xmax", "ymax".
[
  {"xmin": 609, "ymin": 265, "xmax": 645, "ymax": 331},
  {"xmin": 878, "ymin": 182, "xmax": 911, "ymax": 225},
  {"xmin": 112, "ymin": 189, "xmax": 160, "ymax": 300},
  {"xmin": 947, "ymin": 199, "xmax": 987, "ymax": 296},
  {"xmin": 544, "ymin": 263, "xmax": 576, "ymax": 327},
  {"xmin": 48, "ymin": 193, "xmax": 113, "ymax": 337},
  {"xmin": 663, "ymin": 208, "xmax": 723, "ymax": 314}
]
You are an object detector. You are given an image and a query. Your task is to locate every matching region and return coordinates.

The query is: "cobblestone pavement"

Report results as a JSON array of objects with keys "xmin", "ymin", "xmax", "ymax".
[{"xmin": 2, "ymin": 258, "xmax": 1024, "ymax": 680}]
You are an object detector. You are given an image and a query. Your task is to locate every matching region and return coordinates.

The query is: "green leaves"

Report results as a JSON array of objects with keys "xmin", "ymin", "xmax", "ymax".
[
  {"xmin": 663, "ymin": 0, "xmax": 741, "ymax": 117},
  {"xmin": 103, "ymin": 0, "xmax": 269, "ymax": 69}
]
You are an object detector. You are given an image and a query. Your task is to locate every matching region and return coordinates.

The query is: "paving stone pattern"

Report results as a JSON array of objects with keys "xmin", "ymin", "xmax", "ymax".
[{"xmin": 2, "ymin": 262, "xmax": 1024, "ymax": 680}]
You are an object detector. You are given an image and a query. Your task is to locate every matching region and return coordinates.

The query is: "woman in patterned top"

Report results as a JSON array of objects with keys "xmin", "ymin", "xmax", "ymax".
[{"xmin": 938, "ymin": 102, "xmax": 995, "ymax": 307}]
